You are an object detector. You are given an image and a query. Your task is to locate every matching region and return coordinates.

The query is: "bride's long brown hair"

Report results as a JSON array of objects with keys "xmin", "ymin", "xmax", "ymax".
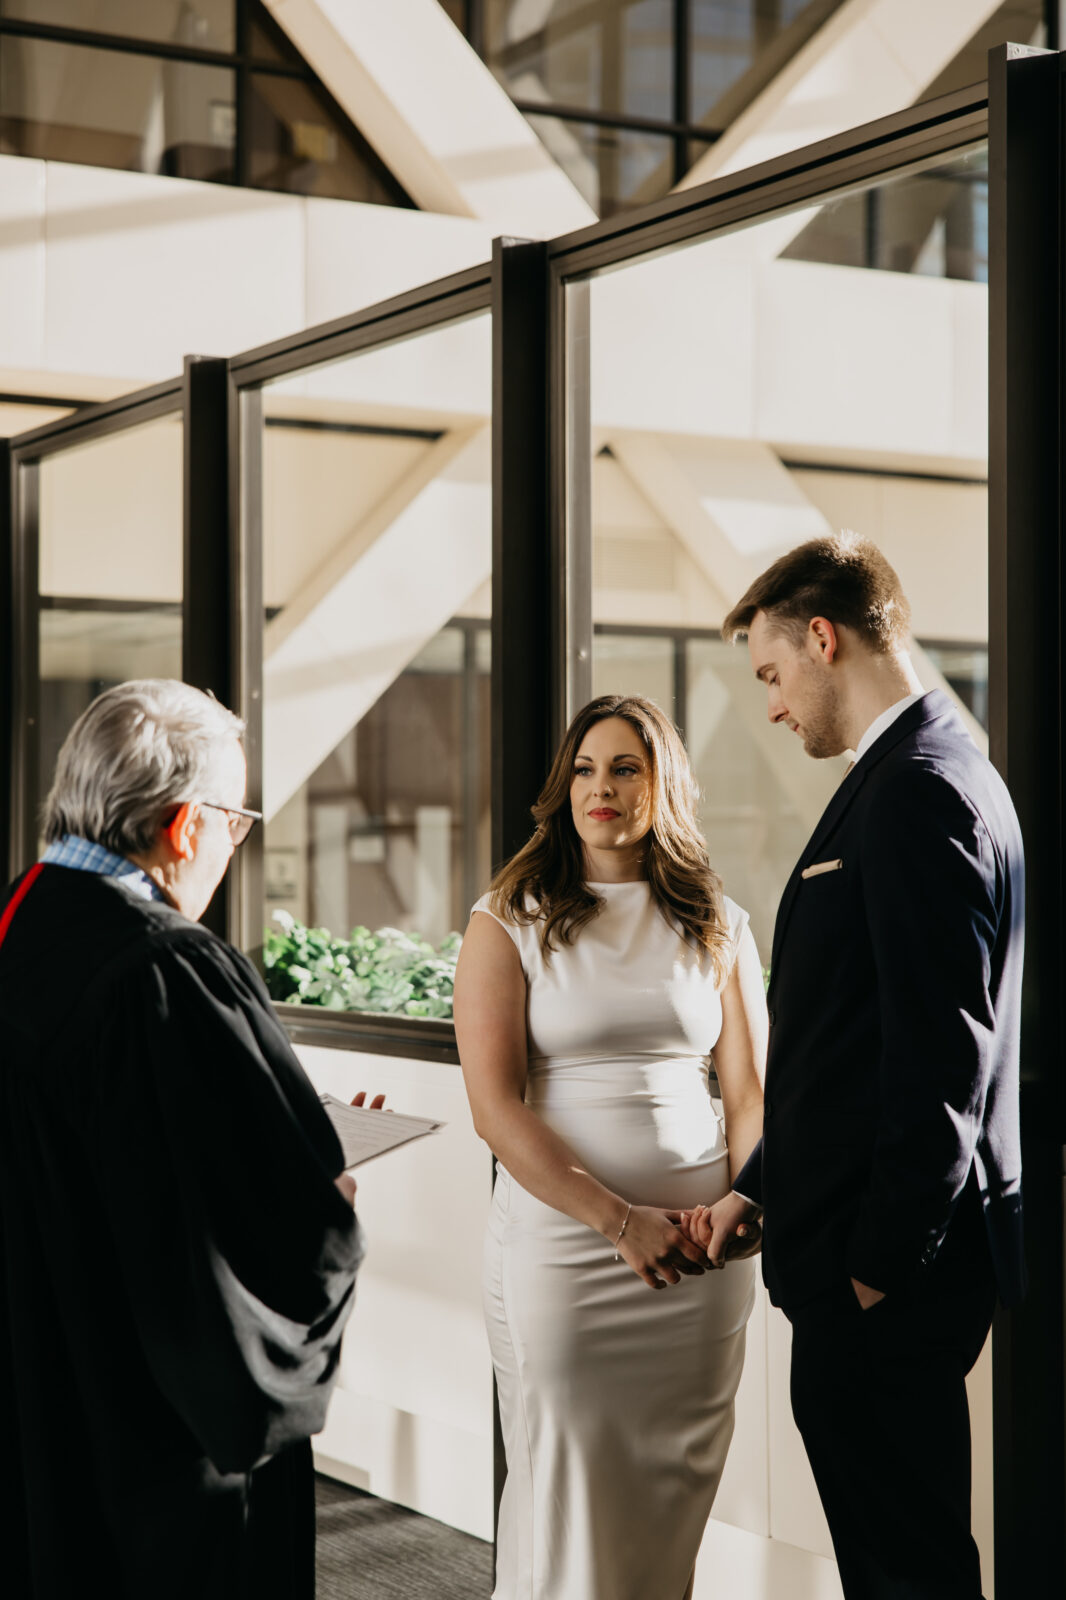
[{"xmin": 489, "ymin": 694, "xmax": 732, "ymax": 982}]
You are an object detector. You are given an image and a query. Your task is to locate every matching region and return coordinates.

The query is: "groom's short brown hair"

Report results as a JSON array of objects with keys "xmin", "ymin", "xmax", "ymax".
[{"xmin": 721, "ymin": 530, "xmax": 910, "ymax": 653}]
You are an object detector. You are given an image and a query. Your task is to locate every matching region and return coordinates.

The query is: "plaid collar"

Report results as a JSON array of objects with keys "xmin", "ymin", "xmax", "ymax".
[{"xmin": 41, "ymin": 835, "xmax": 166, "ymax": 903}]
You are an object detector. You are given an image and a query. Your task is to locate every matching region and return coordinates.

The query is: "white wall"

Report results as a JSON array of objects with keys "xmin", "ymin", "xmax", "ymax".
[
  {"xmin": 0, "ymin": 153, "xmax": 494, "ymax": 392},
  {"xmin": 295, "ymin": 1045, "xmax": 495, "ymax": 1540}
]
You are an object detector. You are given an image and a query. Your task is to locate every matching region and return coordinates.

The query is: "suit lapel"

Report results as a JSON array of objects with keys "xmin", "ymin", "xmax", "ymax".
[
  {"xmin": 767, "ymin": 691, "xmax": 954, "ymax": 995},
  {"xmin": 768, "ymin": 769, "xmax": 866, "ymax": 989}
]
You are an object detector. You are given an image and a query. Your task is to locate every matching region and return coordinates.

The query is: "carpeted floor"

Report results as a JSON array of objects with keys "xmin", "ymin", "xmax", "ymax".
[{"xmin": 315, "ymin": 1474, "xmax": 494, "ymax": 1598}]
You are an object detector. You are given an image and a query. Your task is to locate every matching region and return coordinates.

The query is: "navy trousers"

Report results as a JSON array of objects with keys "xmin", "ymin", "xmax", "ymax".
[{"xmin": 787, "ymin": 1205, "xmax": 996, "ymax": 1599}]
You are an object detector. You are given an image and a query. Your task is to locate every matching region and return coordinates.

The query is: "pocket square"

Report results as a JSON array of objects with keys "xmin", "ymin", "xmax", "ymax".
[{"xmin": 801, "ymin": 858, "xmax": 844, "ymax": 879}]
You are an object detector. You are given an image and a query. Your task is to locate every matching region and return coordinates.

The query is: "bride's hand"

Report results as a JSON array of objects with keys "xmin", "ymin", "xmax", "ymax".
[{"xmin": 614, "ymin": 1206, "xmax": 708, "ymax": 1290}]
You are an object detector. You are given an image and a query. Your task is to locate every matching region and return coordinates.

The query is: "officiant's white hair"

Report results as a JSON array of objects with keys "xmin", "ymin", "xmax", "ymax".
[{"xmin": 43, "ymin": 679, "xmax": 245, "ymax": 855}]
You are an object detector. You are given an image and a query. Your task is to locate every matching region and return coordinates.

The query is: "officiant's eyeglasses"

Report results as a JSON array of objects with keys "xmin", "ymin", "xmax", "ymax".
[{"xmin": 200, "ymin": 802, "xmax": 263, "ymax": 845}]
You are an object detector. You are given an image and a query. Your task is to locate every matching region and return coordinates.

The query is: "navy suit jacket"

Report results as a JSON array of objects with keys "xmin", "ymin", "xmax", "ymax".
[{"xmin": 733, "ymin": 691, "xmax": 1025, "ymax": 1310}]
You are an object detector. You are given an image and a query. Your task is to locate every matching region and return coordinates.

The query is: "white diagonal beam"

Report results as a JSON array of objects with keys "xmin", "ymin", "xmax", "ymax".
[
  {"xmin": 610, "ymin": 431, "xmax": 987, "ymax": 755},
  {"xmin": 677, "ymin": 0, "xmax": 1006, "ymax": 261},
  {"xmin": 264, "ymin": 0, "xmax": 595, "ymax": 234}
]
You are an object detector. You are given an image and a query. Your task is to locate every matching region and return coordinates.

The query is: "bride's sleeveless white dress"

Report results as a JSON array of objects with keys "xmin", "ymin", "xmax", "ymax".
[{"xmin": 473, "ymin": 881, "xmax": 756, "ymax": 1600}]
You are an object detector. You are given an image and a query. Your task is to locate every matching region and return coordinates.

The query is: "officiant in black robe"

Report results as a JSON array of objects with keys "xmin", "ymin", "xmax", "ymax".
[{"xmin": 0, "ymin": 680, "xmax": 364, "ymax": 1600}]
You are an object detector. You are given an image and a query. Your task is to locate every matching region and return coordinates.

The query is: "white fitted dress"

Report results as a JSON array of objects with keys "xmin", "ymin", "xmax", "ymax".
[{"xmin": 474, "ymin": 882, "xmax": 756, "ymax": 1600}]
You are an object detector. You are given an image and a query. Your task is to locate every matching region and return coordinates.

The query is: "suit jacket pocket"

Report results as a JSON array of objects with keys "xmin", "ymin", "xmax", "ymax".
[{"xmin": 801, "ymin": 858, "xmax": 844, "ymax": 879}]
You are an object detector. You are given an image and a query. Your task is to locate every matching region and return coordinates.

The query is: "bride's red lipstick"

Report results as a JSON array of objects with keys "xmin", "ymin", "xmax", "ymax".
[{"xmin": 588, "ymin": 808, "xmax": 620, "ymax": 819}]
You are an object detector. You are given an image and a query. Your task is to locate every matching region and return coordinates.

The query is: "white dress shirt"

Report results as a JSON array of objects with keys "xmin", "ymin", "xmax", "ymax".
[{"xmin": 851, "ymin": 690, "xmax": 927, "ymax": 767}]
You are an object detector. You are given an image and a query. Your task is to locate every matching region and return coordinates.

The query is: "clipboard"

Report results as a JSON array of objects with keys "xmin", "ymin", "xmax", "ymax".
[{"xmin": 319, "ymin": 1094, "xmax": 444, "ymax": 1170}]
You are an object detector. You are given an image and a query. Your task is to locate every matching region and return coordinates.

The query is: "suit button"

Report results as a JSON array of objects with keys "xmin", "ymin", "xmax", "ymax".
[
  {"xmin": 768, "ymin": 1008, "xmax": 776, "ymax": 1026},
  {"xmin": 764, "ymin": 1100, "xmax": 774, "ymax": 1119}
]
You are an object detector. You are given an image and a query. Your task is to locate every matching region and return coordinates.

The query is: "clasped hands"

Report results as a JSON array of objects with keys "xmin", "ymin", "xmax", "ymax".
[{"xmin": 613, "ymin": 1192, "xmax": 762, "ymax": 1292}]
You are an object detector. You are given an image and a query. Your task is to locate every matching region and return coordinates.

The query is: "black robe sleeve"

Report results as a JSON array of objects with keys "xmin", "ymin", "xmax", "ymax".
[{"xmin": 87, "ymin": 927, "xmax": 363, "ymax": 1474}]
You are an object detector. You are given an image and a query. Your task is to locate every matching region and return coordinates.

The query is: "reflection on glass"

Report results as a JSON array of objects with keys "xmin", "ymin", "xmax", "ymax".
[
  {"xmin": 0, "ymin": 0, "xmax": 236, "ymax": 52},
  {"xmin": 257, "ymin": 317, "xmax": 492, "ymax": 1017},
  {"xmin": 248, "ymin": 72, "xmax": 410, "ymax": 203},
  {"xmin": 525, "ymin": 112, "xmax": 674, "ymax": 214},
  {"xmin": 37, "ymin": 414, "xmax": 183, "ymax": 843},
  {"xmin": 486, "ymin": 0, "xmax": 674, "ymax": 122},
  {"xmin": 0, "ymin": 37, "xmax": 235, "ymax": 182},
  {"xmin": 920, "ymin": 0, "xmax": 1044, "ymax": 100},
  {"xmin": 592, "ymin": 631, "xmax": 676, "ymax": 722},
  {"xmin": 921, "ymin": 641, "xmax": 988, "ymax": 730},
  {"xmin": 587, "ymin": 148, "xmax": 989, "ymax": 963},
  {"xmin": 247, "ymin": 5, "xmax": 294, "ymax": 64},
  {"xmin": 689, "ymin": 0, "xmax": 835, "ymax": 126},
  {"xmin": 39, "ymin": 605, "xmax": 182, "ymax": 821},
  {"xmin": 783, "ymin": 148, "xmax": 989, "ymax": 283},
  {"xmin": 686, "ymin": 635, "xmax": 810, "ymax": 956}
]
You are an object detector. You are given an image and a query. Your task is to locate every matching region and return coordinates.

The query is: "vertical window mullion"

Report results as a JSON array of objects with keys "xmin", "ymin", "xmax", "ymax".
[
  {"xmin": 673, "ymin": 0, "xmax": 689, "ymax": 185},
  {"xmin": 0, "ymin": 441, "xmax": 14, "ymax": 882},
  {"xmin": 491, "ymin": 238, "xmax": 554, "ymax": 867},
  {"xmin": 8, "ymin": 453, "xmax": 39, "ymax": 878},
  {"xmin": 235, "ymin": 0, "xmax": 249, "ymax": 187},
  {"xmin": 182, "ymin": 356, "xmax": 234, "ymax": 937}
]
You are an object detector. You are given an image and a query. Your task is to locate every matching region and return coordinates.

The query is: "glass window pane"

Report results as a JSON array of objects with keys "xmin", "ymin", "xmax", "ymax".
[
  {"xmin": 0, "ymin": 0, "xmax": 236, "ymax": 52},
  {"xmin": 247, "ymin": 0, "xmax": 294, "ymax": 64},
  {"xmin": 592, "ymin": 632, "xmax": 675, "ymax": 721},
  {"xmin": 487, "ymin": 0, "xmax": 673, "ymax": 122},
  {"xmin": 782, "ymin": 147, "xmax": 989, "ymax": 283},
  {"xmin": 39, "ymin": 415, "xmax": 183, "ymax": 601},
  {"xmin": 255, "ymin": 315, "xmax": 492, "ymax": 1018},
  {"xmin": 37, "ymin": 413, "xmax": 183, "ymax": 845},
  {"xmin": 247, "ymin": 72, "xmax": 411, "ymax": 203},
  {"xmin": 585, "ymin": 145, "xmax": 989, "ymax": 964},
  {"xmin": 0, "ymin": 36, "xmax": 236, "ymax": 182},
  {"xmin": 689, "ymin": 0, "xmax": 839, "ymax": 129},
  {"xmin": 684, "ymin": 633, "xmax": 812, "ymax": 948},
  {"xmin": 622, "ymin": 0, "xmax": 674, "ymax": 122},
  {"xmin": 39, "ymin": 604, "xmax": 182, "ymax": 821},
  {"xmin": 921, "ymin": 1, "xmax": 1044, "ymax": 99},
  {"xmin": 524, "ymin": 112, "xmax": 674, "ymax": 215}
]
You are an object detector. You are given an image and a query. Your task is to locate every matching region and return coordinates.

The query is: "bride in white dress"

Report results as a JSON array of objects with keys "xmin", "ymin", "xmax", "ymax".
[{"xmin": 454, "ymin": 694, "xmax": 767, "ymax": 1600}]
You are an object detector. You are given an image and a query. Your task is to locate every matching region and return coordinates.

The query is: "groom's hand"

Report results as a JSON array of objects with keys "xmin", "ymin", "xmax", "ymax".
[
  {"xmin": 681, "ymin": 1193, "xmax": 762, "ymax": 1268},
  {"xmin": 850, "ymin": 1276, "xmax": 886, "ymax": 1310}
]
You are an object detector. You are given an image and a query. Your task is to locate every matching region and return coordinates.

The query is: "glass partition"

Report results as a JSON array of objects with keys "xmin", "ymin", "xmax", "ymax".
[
  {"xmin": 0, "ymin": 1, "xmax": 236, "ymax": 52},
  {"xmin": 586, "ymin": 145, "xmax": 989, "ymax": 961},
  {"xmin": 251, "ymin": 313, "xmax": 493, "ymax": 1022},
  {"xmin": 35, "ymin": 412, "xmax": 183, "ymax": 851},
  {"xmin": 0, "ymin": 34, "xmax": 237, "ymax": 181},
  {"xmin": 574, "ymin": 140, "xmax": 992, "ymax": 1589}
]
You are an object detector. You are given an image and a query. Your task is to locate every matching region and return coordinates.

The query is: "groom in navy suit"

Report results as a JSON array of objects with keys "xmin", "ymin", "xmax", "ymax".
[{"xmin": 716, "ymin": 533, "xmax": 1024, "ymax": 1599}]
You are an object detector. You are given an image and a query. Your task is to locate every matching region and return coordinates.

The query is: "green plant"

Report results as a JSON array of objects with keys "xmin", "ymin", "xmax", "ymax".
[{"xmin": 263, "ymin": 910, "xmax": 461, "ymax": 1019}]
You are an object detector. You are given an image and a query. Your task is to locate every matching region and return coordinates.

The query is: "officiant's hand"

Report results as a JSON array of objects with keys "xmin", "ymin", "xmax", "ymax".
[{"xmin": 334, "ymin": 1093, "xmax": 387, "ymax": 1203}]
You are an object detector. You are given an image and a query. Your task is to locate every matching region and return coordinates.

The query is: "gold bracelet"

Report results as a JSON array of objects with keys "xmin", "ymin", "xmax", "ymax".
[{"xmin": 613, "ymin": 1202, "xmax": 632, "ymax": 1260}]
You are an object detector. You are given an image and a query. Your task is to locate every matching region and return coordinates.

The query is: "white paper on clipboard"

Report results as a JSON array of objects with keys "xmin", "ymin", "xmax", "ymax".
[{"xmin": 319, "ymin": 1094, "xmax": 444, "ymax": 1170}]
